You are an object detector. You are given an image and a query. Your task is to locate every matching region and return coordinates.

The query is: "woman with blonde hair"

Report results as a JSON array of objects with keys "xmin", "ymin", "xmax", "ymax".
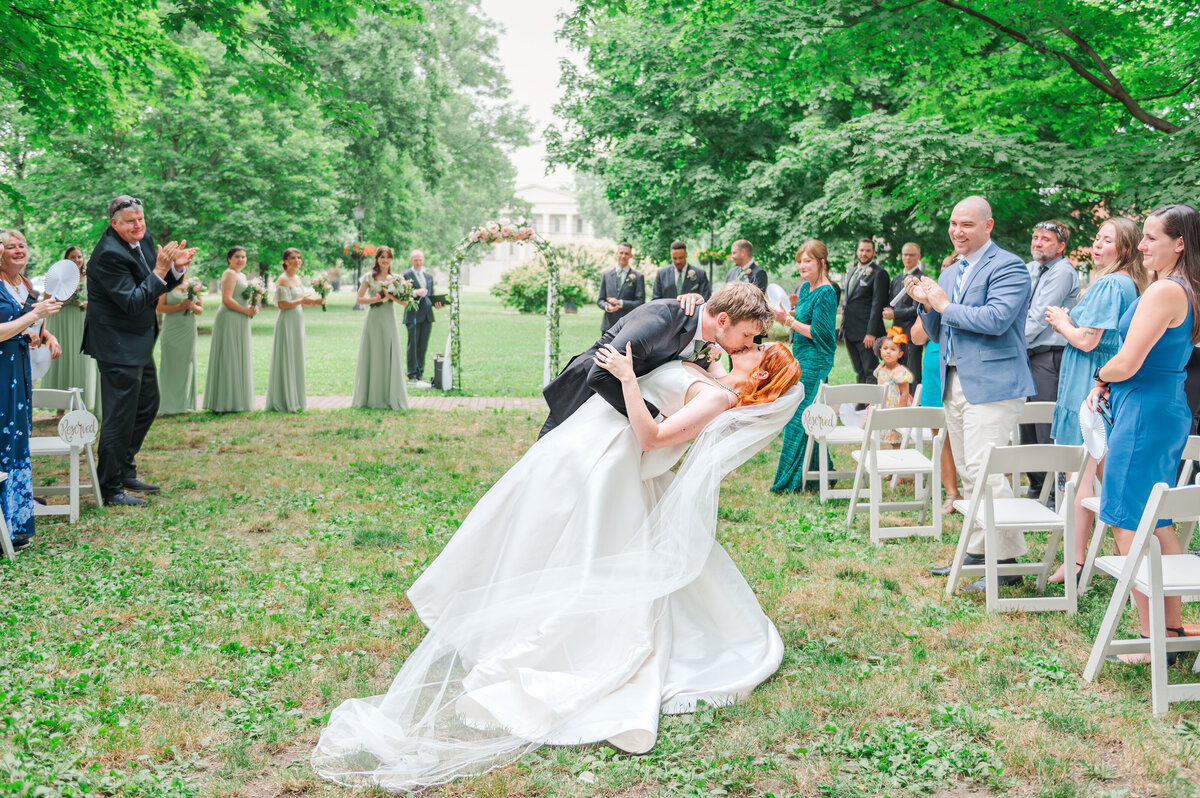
[{"xmin": 1044, "ymin": 217, "xmax": 1146, "ymax": 583}]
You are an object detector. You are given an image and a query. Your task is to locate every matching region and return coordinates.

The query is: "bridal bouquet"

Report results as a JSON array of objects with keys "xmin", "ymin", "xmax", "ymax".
[
  {"xmin": 310, "ymin": 275, "xmax": 332, "ymax": 311},
  {"xmin": 246, "ymin": 277, "xmax": 267, "ymax": 310},
  {"xmin": 385, "ymin": 276, "xmax": 414, "ymax": 304}
]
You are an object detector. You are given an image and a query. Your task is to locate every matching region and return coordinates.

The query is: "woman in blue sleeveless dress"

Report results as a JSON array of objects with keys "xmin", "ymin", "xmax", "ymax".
[{"xmin": 1092, "ymin": 204, "xmax": 1200, "ymax": 664}]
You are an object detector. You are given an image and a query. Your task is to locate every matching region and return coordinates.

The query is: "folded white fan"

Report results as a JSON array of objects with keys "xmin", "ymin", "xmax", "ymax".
[
  {"xmin": 29, "ymin": 344, "xmax": 51, "ymax": 381},
  {"xmin": 43, "ymin": 260, "xmax": 80, "ymax": 302},
  {"xmin": 1078, "ymin": 398, "xmax": 1108, "ymax": 460}
]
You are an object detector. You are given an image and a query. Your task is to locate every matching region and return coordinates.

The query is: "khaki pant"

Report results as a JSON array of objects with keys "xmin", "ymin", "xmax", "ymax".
[{"xmin": 944, "ymin": 369, "xmax": 1026, "ymax": 559}]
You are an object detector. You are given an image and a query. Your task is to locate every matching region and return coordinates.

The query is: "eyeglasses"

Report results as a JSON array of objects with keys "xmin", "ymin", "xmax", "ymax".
[
  {"xmin": 112, "ymin": 198, "xmax": 142, "ymax": 213},
  {"xmin": 1034, "ymin": 221, "xmax": 1066, "ymax": 237}
]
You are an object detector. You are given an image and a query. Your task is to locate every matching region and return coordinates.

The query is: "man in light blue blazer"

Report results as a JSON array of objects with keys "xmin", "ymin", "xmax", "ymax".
[{"xmin": 907, "ymin": 195, "xmax": 1035, "ymax": 591}]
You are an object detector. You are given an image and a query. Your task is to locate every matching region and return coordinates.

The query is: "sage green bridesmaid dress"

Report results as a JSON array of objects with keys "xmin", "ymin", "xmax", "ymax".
[
  {"xmin": 157, "ymin": 289, "xmax": 198, "ymax": 414},
  {"xmin": 41, "ymin": 289, "xmax": 99, "ymax": 413},
  {"xmin": 203, "ymin": 272, "xmax": 255, "ymax": 413},
  {"xmin": 352, "ymin": 274, "xmax": 409, "ymax": 410},
  {"xmin": 265, "ymin": 283, "xmax": 307, "ymax": 413}
]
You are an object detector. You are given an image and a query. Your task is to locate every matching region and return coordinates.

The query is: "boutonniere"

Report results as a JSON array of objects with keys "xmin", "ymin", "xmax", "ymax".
[
  {"xmin": 687, "ymin": 269, "xmax": 696, "ymax": 279},
  {"xmin": 742, "ymin": 265, "xmax": 753, "ymax": 276},
  {"xmin": 625, "ymin": 271, "xmax": 637, "ymax": 284}
]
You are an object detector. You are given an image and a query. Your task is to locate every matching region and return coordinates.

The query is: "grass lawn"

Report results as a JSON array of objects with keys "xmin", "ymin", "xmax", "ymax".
[
  {"xmin": 183, "ymin": 286, "xmax": 606, "ymax": 398},
  {"xmin": 7, "ymin": 383, "xmax": 1200, "ymax": 796}
]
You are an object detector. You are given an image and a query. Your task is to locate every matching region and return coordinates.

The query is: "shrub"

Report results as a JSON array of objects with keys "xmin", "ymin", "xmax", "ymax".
[{"xmin": 491, "ymin": 255, "xmax": 591, "ymax": 314}]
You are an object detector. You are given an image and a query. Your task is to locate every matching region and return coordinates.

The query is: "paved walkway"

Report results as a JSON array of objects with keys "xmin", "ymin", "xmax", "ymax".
[{"xmin": 196, "ymin": 395, "xmax": 547, "ymax": 412}]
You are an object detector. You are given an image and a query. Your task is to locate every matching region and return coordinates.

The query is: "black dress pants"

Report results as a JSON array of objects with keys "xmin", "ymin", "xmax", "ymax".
[
  {"xmin": 1019, "ymin": 347, "xmax": 1063, "ymax": 494},
  {"xmin": 96, "ymin": 359, "xmax": 159, "ymax": 497},
  {"xmin": 407, "ymin": 321, "xmax": 432, "ymax": 380},
  {"xmin": 845, "ymin": 339, "xmax": 879, "ymax": 385}
]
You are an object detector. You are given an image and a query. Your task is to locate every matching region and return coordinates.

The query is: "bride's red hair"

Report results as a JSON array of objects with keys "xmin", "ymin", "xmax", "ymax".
[{"xmin": 736, "ymin": 343, "xmax": 802, "ymax": 407}]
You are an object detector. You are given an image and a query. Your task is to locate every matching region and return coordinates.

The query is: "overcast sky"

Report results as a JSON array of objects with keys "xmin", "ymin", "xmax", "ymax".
[{"xmin": 478, "ymin": 0, "xmax": 576, "ymax": 188}]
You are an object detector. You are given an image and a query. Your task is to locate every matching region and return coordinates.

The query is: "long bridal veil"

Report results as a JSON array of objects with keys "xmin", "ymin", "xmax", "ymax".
[{"xmin": 312, "ymin": 383, "xmax": 805, "ymax": 791}]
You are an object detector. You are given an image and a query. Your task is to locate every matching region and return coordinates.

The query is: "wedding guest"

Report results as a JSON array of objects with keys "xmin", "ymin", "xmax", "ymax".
[
  {"xmin": 204, "ymin": 246, "xmax": 257, "ymax": 413},
  {"xmin": 722, "ymin": 239, "xmax": 768, "ymax": 292},
  {"xmin": 83, "ymin": 196, "xmax": 194, "ymax": 507},
  {"xmin": 1020, "ymin": 219, "xmax": 1081, "ymax": 498},
  {"xmin": 0, "ymin": 230, "xmax": 62, "ymax": 549},
  {"xmin": 884, "ymin": 242, "xmax": 926, "ymax": 383},
  {"xmin": 652, "ymin": 241, "xmax": 711, "ymax": 301},
  {"xmin": 909, "ymin": 196, "xmax": 1034, "ymax": 592},
  {"xmin": 353, "ymin": 245, "xmax": 409, "ymax": 410},
  {"xmin": 1091, "ymin": 204, "xmax": 1199, "ymax": 663},
  {"xmin": 1042, "ymin": 217, "xmax": 1146, "ymax": 584},
  {"xmin": 266, "ymin": 248, "xmax": 323, "ymax": 412},
  {"xmin": 402, "ymin": 249, "xmax": 438, "ymax": 386},
  {"xmin": 841, "ymin": 238, "xmax": 890, "ymax": 384},
  {"xmin": 329, "ymin": 261, "xmax": 343, "ymax": 292},
  {"xmin": 911, "ymin": 315, "xmax": 960, "ymax": 506},
  {"xmin": 155, "ymin": 280, "xmax": 202, "ymax": 415},
  {"xmin": 41, "ymin": 245, "xmax": 99, "ymax": 412},
  {"xmin": 597, "ymin": 242, "xmax": 645, "ymax": 333},
  {"xmin": 873, "ymin": 334, "xmax": 914, "ymax": 445},
  {"xmin": 771, "ymin": 240, "xmax": 838, "ymax": 492}
]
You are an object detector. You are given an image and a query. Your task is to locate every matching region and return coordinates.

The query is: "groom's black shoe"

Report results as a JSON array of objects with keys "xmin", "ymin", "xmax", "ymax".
[
  {"xmin": 930, "ymin": 553, "xmax": 984, "ymax": 577},
  {"xmin": 123, "ymin": 478, "xmax": 160, "ymax": 494}
]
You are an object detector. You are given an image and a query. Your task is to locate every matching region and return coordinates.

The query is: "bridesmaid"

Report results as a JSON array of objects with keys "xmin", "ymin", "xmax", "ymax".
[
  {"xmin": 40, "ymin": 246, "xmax": 99, "ymax": 412},
  {"xmin": 204, "ymin": 246, "xmax": 257, "ymax": 413},
  {"xmin": 769, "ymin": 239, "xmax": 838, "ymax": 492},
  {"xmin": 156, "ymin": 278, "xmax": 203, "ymax": 414},
  {"xmin": 265, "ymin": 248, "xmax": 323, "ymax": 412},
  {"xmin": 352, "ymin": 245, "xmax": 409, "ymax": 410}
]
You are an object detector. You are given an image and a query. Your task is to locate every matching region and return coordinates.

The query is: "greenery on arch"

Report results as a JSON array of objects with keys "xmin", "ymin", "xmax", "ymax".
[{"xmin": 449, "ymin": 223, "xmax": 561, "ymax": 391}]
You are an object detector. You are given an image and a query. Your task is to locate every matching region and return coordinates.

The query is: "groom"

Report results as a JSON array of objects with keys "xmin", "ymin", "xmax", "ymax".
[{"xmin": 540, "ymin": 282, "xmax": 772, "ymax": 438}]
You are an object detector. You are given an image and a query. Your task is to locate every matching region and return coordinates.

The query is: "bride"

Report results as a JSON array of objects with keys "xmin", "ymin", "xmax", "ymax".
[{"xmin": 312, "ymin": 338, "xmax": 803, "ymax": 791}]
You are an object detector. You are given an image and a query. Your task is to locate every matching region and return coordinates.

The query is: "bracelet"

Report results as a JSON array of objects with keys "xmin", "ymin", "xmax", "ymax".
[{"xmin": 1093, "ymin": 368, "xmax": 1109, "ymax": 387}]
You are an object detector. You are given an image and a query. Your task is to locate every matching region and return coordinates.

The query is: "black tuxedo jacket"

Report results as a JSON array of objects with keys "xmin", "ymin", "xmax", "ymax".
[
  {"xmin": 596, "ymin": 267, "xmax": 645, "ymax": 333},
  {"xmin": 652, "ymin": 264, "xmax": 711, "ymax": 301},
  {"xmin": 887, "ymin": 267, "xmax": 925, "ymax": 332},
  {"xmin": 723, "ymin": 261, "xmax": 768, "ymax": 293},
  {"xmin": 540, "ymin": 299, "xmax": 710, "ymax": 438},
  {"xmin": 840, "ymin": 260, "xmax": 890, "ymax": 341},
  {"xmin": 82, "ymin": 227, "xmax": 180, "ymax": 366},
  {"xmin": 403, "ymin": 269, "xmax": 435, "ymax": 324}
]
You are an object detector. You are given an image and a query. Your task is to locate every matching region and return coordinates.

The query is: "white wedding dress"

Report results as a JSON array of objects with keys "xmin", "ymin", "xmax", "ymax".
[{"xmin": 312, "ymin": 361, "xmax": 803, "ymax": 791}]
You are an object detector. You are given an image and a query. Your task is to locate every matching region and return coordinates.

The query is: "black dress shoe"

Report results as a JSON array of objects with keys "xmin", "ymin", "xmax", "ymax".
[
  {"xmin": 931, "ymin": 553, "xmax": 985, "ymax": 576},
  {"xmin": 11, "ymin": 537, "xmax": 32, "ymax": 550},
  {"xmin": 104, "ymin": 491, "xmax": 146, "ymax": 507},
  {"xmin": 122, "ymin": 478, "xmax": 160, "ymax": 494}
]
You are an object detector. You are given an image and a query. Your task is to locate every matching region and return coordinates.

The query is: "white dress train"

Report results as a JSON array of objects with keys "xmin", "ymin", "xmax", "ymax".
[{"xmin": 312, "ymin": 361, "xmax": 803, "ymax": 790}]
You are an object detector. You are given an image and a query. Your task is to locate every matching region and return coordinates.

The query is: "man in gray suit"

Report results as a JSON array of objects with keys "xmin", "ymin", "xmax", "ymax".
[
  {"xmin": 596, "ymin": 241, "xmax": 645, "ymax": 333},
  {"xmin": 908, "ymin": 195, "xmax": 1035, "ymax": 591}
]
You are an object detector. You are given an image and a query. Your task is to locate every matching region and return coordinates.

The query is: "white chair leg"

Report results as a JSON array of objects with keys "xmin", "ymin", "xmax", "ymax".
[
  {"xmin": 69, "ymin": 448, "xmax": 80, "ymax": 523},
  {"xmin": 86, "ymin": 445, "xmax": 103, "ymax": 506},
  {"xmin": 817, "ymin": 439, "xmax": 830, "ymax": 503},
  {"xmin": 869, "ymin": 462, "xmax": 882, "ymax": 544},
  {"xmin": 1079, "ymin": 514, "xmax": 1108, "ymax": 594},
  {"xmin": 1148, "ymin": 537, "xmax": 1168, "ymax": 715},
  {"xmin": 1036, "ymin": 529, "xmax": 1061, "ymax": 594},
  {"xmin": 984, "ymin": 496, "xmax": 1000, "ymax": 613},
  {"xmin": 1084, "ymin": 555, "xmax": 1139, "ymax": 682},
  {"xmin": 945, "ymin": 512, "xmax": 974, "ymax": 597},
  {"xmin": 1063, "ymin": 495, "xmax": 1077, "ymax": 614},
  {"xmin": 846, "ymin": 453, "xmax": 866, "ymax": 527}
]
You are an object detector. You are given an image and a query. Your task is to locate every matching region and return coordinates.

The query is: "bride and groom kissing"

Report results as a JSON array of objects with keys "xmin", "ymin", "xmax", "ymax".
[{"xmin": 313, "ymin": 283, "xmax": 804, "ymax": 791}]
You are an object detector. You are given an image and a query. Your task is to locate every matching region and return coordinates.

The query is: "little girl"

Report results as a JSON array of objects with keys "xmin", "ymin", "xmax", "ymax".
[{"xmin": 873, "ymin": 334, "xmax": 914, "ymax": 445}]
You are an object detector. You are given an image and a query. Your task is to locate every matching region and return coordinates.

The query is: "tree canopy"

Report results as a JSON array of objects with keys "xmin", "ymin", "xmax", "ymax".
[{"xmin": 550, "ymin": 0, "xmax": 1200, "ymax": 272}]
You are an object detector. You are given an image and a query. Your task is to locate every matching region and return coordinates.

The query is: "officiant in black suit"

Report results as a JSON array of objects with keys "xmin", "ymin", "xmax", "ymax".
[
  {"xmin": 83, "ymin": 196, "xmax": 195, "ymax": 507},
  {"xmin": 652, "ymin": 241, "xmax": 711, "ymax": 301},
  {"xmin": 722, "ymin": 239, "xmax": 768, "ymax": 292},
  {"xmin": 540, "ymin": 282, "xmax": 772, "ymax": 438}
]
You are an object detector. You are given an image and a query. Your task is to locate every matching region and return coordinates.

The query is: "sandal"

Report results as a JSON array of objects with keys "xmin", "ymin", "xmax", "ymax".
[{"xmin": 1106, "ymin": 628, "xmax": 1186, "ymax": 666}]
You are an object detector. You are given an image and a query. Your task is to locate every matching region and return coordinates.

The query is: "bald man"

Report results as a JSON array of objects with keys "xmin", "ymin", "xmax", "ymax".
[
  {"xmin": 906, "ymin": 195, "xmax": 1035, "ymax": 592},
  {"xmin": 403, "ymin": 249, "xmax": 437, "ymax": 385}
]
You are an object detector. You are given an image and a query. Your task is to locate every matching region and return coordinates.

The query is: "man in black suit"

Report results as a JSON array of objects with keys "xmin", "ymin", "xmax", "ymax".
[
  {"xmin": 722, "ymin": 239, "xmax": 768, "ymax": 292},
  {"xmin": 652, "ymin": 240, "xmax": 711, "ymax": 301},
  {"xmin": 402, "ymin": 249, "xmax": 440, "ymax": 385},
  {"xmin": 884, "ymin": 241, "xmax": 926, "ymax": 384},
  {"xmin": 83, "ymin": 196, "xmax": 195, "ymax": 507},
  {"xmin": 840, "ymin": 237, "xmax": 890, "ymax": 384},
  {"xmin": 541, "ymin": 282, "xmax": 771, "ymax": 438},
  {"xmin": 596, "ymin": 241, "xmax": 645, "ymax": 333}
]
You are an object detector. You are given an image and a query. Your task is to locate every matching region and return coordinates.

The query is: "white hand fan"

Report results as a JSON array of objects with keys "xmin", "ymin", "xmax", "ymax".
[
  {"xmin": 766, "ymin": 283, "xmax": 790, "ymax": 313},
  {"xmin": 43, "ymin": 260, "xmax": 80, "ymax": 302},
  {"xmin": 1078, "ymin": 398, "xmax": 1109, "ymax": 460}
]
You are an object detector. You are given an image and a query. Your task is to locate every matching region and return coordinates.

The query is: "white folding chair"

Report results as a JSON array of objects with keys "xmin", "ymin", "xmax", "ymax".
[
  {"xmin": 30, "ymin": 388, "xmax": 103, "ymax": 522},
  {"xmin": 1079, "ymin": 436, "xmax": 1200, "ymax": 593},
  {"xmin": 890, "ymin": 386, "xmax": 933, "ymax": 488},
  {"xmin": 846, "ymin": 406, "xmax": 946, "ymax": 543},
  {"xmin": 1009, "ymin": 401, "xmax": 1057, "ymax": 490},
  {"xmin": 801, "ymin": 383, "xmax": 887, "ymax": 502},
  {"xmin": 946, "ymin": 443, "xmax": 1088, "ymax": 613},
  {"xmin": 0, "ymin": 472, "xmax": 12, "ymax": 561},
  {"xmin": 1082, "ymin": 482, "xmax": 1200, "ymax": 715}
]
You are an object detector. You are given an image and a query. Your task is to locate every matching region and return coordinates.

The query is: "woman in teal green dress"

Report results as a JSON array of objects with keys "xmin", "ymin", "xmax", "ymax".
[
  {"xmin": 156, "ymin": 279, "xmax": 203, "ymax": 414},
  {"xmin": 204, "ymin": 246, "xmax": 258, "ymax": 413},
  {"xmin": 353, "ymin": 245, "xmax": 410, "ymax": 410},
  {"xmin": 266, "ymin": 248, "xmax": 324, "ymax": 412},
  {"xmin": 40, "ymin": 246, "xmax": 99, "ymax": 413},
  {"xmin": 771, "ymin": 240, "xmax": 839, "ymax": 492}
]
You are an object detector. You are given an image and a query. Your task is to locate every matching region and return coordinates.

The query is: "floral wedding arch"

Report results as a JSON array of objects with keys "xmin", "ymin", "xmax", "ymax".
[{"xmin": 445, "ymin": 223, "xmax": 561, "ymax": 391}]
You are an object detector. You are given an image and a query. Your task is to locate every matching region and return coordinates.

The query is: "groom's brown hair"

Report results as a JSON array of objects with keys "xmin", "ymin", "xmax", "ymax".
[{"xmin": 706, "ymin": 282, "xmax": 772, "ymax": 332}]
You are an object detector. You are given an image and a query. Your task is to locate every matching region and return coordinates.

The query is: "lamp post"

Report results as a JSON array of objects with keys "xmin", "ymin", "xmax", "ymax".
[{"xmin": 352, "ymin": 203, "xmax": 365, "ymax": 287}]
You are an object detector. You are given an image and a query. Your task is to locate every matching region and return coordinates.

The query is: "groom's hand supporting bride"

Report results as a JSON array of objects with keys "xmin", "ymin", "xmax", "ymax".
[{"xmin": 676, "ymin": 292, "xmax": 705, "ymax": 316}]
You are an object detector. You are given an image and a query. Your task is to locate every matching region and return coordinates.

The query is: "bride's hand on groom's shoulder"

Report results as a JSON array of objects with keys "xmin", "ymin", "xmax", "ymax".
[{"xmin": 594, "ymin": 342, "xmax": 635, "ymax": 381}]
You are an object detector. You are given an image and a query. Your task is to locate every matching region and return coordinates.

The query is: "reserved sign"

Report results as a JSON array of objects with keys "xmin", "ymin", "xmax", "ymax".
[{"xmin": 58, "ymin": 410, "xmax": 99, "ymax": 446}]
